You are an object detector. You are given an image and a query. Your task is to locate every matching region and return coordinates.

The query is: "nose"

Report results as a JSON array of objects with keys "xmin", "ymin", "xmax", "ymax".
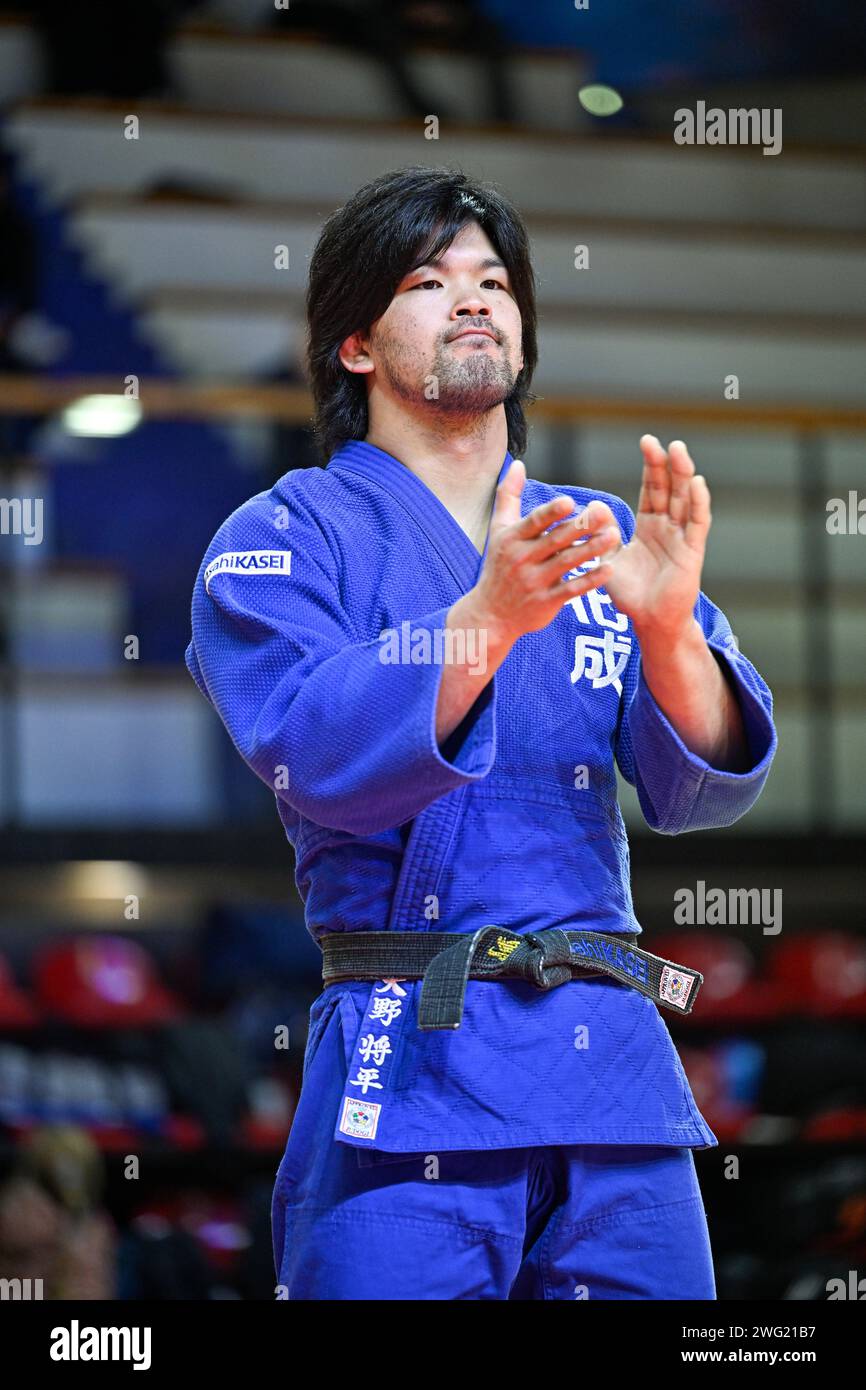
[
  {"xmin": 450, "ymin": 276, "xmax": 492, "ymax": 319},
  {"xmin": 452, "ymin": 294, "xmax": 492, "ymax": 319}
]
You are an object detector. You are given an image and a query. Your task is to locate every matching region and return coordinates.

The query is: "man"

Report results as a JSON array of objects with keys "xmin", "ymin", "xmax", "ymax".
[{"xmin": 186, "ymin": 166, "xmax": 777, "ymax": 1300}]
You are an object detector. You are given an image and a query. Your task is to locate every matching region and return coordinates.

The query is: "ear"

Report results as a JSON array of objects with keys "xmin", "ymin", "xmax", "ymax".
[{"xmin": 338, "ymin": 330, "xmax": 374, "ymax": 375}]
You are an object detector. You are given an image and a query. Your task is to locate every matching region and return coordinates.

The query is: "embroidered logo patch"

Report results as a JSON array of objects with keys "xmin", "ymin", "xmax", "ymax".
[
  {"xmin": 659, "ymin": 966, "xmax": 695, "ymax": 1009},
  {"xmin": 204, "ymin": 550, "xmax": 291, "ymax": 592},
  {"xmin": 339, "ymin": 1097, "xmax": 382, "ymax": 1140},
  {"xmin": 486, "ymin": 935, "xmax": 520, "ymax": 962}
]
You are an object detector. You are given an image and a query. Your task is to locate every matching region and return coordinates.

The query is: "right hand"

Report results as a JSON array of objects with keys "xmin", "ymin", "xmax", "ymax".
[{"xmin": 471, "ymin": 458, "xmax": 623, "ymax": 646}]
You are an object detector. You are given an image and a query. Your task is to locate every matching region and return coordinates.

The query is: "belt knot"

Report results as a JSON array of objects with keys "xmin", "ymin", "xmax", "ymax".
[{"xmin": 519, "ymin": 929, "xmax": 574, "ymax": 991}]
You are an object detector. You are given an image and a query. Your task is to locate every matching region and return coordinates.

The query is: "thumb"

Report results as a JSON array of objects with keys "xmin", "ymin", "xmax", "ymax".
[{"xmin": 490, "ymin": 457, "xmax": 525, "ymax": 530}]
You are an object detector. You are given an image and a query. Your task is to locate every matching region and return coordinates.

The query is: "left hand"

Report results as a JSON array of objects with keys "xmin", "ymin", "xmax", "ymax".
[{"xmin": 575, "ymin": 435, "xmax": 711, "ymax": 642}]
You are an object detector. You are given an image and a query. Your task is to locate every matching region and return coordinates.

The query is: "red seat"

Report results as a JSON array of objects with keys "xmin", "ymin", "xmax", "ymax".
[{"xmin": 766, "ymin": 933, "xmax": 866, "ymax": 1018}]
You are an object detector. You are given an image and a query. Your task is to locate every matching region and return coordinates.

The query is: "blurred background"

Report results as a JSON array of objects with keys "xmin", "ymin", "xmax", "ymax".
[{"xmin": 0, "ymin": 0, "xmax": 863, "ymax": 1301}]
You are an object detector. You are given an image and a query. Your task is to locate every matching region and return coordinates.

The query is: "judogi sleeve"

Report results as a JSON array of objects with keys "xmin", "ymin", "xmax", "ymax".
[
  {"xmin": 612, "ymin": 501, "xmax": 778, "ymax": 834},
  {"xmin": 186, "ymin": 492, "xmax": 496, "ymax": 835}
]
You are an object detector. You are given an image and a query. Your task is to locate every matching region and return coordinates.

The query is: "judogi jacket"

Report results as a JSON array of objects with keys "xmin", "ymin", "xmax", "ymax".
[{"xmin": 185, "ymin": 441, "xmax": 777, "ymax": 1156}]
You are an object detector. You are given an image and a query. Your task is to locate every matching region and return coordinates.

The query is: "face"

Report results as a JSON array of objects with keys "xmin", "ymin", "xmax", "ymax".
[{"xmin": 340, "ymin": 220, "xmax": 524, "ymax": 418}]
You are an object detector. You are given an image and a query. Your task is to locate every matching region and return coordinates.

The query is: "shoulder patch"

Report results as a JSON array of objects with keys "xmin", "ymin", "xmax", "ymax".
[{"xmin": 204, "ymin": 550, "xmax": 292, "ymax": 593}]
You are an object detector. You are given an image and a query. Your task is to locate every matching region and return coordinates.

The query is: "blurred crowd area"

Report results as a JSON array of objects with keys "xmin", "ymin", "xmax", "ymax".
[
  {"xmin": 0, "ymin": 906, "xmax": 321, "ymax": 1299},
  {"xmin": 1, "ymin": 1, "xmax": 864, "ymax": 108},
  {"xmin": 0, "ymin": 0, "xmax": 863, "ymax": 1300}
]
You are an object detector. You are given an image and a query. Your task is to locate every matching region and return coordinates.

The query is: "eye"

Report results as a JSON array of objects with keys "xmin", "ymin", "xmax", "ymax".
[
  {"xmin": 481, "ymin": 278, "xmax": 506, "ymax": 290},
  {"xmin": 411, "ymin": 279, "xmax": 442, "ymax": 290}
]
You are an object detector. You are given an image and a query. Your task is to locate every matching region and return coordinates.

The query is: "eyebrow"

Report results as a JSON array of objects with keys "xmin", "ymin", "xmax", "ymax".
[{"xmin": 407, "ymin": 255, "xmax": 509, "ymax": 276}]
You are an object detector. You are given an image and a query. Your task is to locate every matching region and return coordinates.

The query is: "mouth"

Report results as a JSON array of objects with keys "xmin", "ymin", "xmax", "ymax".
[{"xmin": 450, "ymin": 328, "xmax": 498, "ymax": 343}]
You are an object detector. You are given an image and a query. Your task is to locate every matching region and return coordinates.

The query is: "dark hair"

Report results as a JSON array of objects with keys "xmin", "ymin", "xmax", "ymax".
[{"xmin": 305, "ymin": 166, "xmax": 537, "ymax": 462}]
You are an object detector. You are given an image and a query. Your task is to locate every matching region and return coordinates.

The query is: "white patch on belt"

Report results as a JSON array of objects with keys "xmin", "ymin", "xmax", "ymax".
[
  {"xmin": 659, "ymin": 966, "xmax": 694, "ymax": 1008},
  {"xmin": 339, "ymin": 1097, "xmax": 382, "ymax": 1140}
]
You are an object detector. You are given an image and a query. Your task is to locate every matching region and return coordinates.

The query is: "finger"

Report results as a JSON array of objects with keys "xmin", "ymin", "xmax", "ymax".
[
  {"xmin": 489, "ymin": 457, "xmax": 527, "ymax": 532},
  {"xmin": 538, "ymin": 525, "xmax": 621, "ymax": 582},
  {"xmin": 570, "ymin": 499, "xmax": 617, "ymax": 535},
  {"xmin": 553, "ymin": 561, "xmax": 615, "ymax": 600},
  {"xmin": 667, "ymin": 440, "xmax": 695, "ymax": 527},
  {"xmin": 515, "ymin": 491, "xmax": 575, "ymax": 541},
  {"xmin": 639, "ymin": 432, "xmax": 667, "ymax": 467},
  {"xmin": 684, "ymin": 474, "xmax": 712, "ymax": 552},
  {"xmin": 524, "ymin": 496, "xmax": 615, "ymax": 544},
  {"xmin": 637, "ymin": 434, "xmax": 670, "ymax": 516},
  {"xmin": 531, "ymin": 501, "xmax": 617, "ymax": 559},
  {"xmin": 528, "ymin": 514, "xmax": 587, "ymax": 561}
]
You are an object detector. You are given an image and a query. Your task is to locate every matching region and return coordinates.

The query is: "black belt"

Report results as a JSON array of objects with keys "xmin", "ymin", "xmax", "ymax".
[{"xmin": 321, "ymin": 927, "xmax": 702, "ymax": 1031}]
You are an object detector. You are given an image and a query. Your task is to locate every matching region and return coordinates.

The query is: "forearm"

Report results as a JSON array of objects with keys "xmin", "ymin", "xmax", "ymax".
[
  {"xmin": 435, "ymin": 591, "xmax": 514, "ymax": 747},
  {"xmin": 634, "ymin": 616, "xmax": 752, "ymax": 772}
]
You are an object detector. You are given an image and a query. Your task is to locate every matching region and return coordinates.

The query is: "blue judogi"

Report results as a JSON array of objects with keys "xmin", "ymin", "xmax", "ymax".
[{"xmin": 186, "ymin": 440, "xmax": 777, "ymax": 1298}]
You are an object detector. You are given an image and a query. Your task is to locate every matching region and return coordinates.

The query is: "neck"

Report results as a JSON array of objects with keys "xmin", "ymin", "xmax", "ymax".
[{"xmin": 365, "ymin": 403, "xmax": 509, "ymax": 550}]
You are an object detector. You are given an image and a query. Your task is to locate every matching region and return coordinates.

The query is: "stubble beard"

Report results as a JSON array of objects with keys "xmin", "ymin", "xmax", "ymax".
[{"xmin": 376, "ymin": 329, "xmax": 518, "ymax": 422}]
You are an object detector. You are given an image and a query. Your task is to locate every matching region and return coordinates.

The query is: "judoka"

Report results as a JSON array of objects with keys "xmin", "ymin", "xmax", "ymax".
[{"xmin": 186, "ymin": 165, "xmax": 777, "ymax": 1300}]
